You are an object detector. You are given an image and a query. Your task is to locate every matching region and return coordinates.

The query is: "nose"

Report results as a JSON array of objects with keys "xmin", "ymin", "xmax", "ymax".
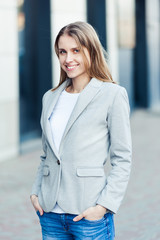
[{"xmin": 65, "ymin": 53, "xmax": 73, "ymax": 63}]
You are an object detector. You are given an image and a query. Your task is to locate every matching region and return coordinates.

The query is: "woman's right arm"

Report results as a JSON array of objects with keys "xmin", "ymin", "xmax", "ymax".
[
  {"xmin": 30, "ymin": 92, "xmax": 49, "ymax": 215},
  {"xmin": 30, "ymin": 132, "xmax": 47, "ymax": 215}
]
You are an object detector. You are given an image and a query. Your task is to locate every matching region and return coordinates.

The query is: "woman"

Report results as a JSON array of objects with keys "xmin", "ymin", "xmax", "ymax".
[{"xmin": 30, "ymin": 21, "xmax": 132, "ymax": 240}]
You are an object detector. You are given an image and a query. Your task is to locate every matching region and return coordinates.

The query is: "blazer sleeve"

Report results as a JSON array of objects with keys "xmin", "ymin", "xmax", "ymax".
[
  {"xmin": 30, "ymin": 132, "xmax": 47, "ymax": 196},
  {"xmin": 96, "ymin": 87, "xmax": 132, "ymax": 214},
  {"xmin": 30, "ymin": 94, "xmax": 47, "ymax": 197}
]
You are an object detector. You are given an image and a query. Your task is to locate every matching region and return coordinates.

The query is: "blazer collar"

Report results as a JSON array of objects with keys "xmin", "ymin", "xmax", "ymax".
[{"xmin": 44, "ymin": 78, "xmax": 103, "ymax": 159}]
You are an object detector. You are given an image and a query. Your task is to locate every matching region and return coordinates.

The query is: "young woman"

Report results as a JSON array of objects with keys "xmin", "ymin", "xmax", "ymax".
[{"xmin": 30, "ymin": 21, "xmax": 132, "ymax": 240}]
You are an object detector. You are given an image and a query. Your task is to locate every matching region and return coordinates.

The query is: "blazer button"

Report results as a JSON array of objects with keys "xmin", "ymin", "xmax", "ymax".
[{"xmin": 57, "ymin": 160, "xmax": 60, "ymax": 165}]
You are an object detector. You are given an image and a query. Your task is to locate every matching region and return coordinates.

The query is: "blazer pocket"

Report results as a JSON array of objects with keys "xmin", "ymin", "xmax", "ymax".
[
  {"xmin": 43, "ymin": 165, "xmax": 50, "ymax": 176},
  {"xmin": 76, "ymin": 167, "xmax": 104, "ymax": 177}
]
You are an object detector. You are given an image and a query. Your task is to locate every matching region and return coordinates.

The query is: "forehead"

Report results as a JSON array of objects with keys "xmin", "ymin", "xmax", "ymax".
[{"xmin": 58, "ymin": 35, "xmax": 79, "ymax": 48}]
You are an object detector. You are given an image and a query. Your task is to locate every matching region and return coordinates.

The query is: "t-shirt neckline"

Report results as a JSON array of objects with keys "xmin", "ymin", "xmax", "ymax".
[{"xmin": 63, "ymin": 89, "xmax": 80, "ymax": 95}]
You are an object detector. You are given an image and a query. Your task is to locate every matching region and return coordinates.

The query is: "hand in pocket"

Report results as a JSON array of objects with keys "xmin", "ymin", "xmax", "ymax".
[{"xmin": 30, "ymin": 195, "xmax": 44, "ymax": 216}]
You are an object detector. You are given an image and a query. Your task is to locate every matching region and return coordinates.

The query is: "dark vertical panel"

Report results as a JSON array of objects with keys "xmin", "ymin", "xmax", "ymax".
[
  {"xmin": 134, "ymin": 0, "xmax": 148, "ymax": 107},
  {"xmin": 19, "ymin": 0, "xmax": 52, "ymax": 142},
  {"xmin": 21, "ymin": 0, "xmax": 38, "ymax": 140},
  {"xmin": 87, "ymin": 0, "xmax": 107, "ymax": 49},
  {"xmin": 36, "ymin": 0, "xmax": 52, "ymax": 124}
]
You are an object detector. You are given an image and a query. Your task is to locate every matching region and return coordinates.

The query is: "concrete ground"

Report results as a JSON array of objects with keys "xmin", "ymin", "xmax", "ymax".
[
  {"xmin": 114, "ymin": 109, "xmax": 160, "ymax": 240},
  {"xmin": 0, "ymin": 109, "xmax": 160, "ymax": 240}
]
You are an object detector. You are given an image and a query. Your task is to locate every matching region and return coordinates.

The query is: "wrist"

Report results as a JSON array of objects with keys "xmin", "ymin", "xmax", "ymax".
[
  {"xmin": 30, "ymin": 194, "xmax": 38, "ymax": 200},
  {"xmin": 95, "ymin": 204, "xmax": 107, "ymax": 213}
]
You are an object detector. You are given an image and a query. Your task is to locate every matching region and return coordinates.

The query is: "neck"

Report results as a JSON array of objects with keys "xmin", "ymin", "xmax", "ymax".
[{"xmin": 67, "ymin": 76, "xmax": 91, "ymax": 93}]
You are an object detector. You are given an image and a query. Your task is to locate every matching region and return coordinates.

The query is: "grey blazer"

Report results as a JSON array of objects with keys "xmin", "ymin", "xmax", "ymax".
[{"xmin": 31, "ymin": 78, "xmax": 132, "ymax": 214}]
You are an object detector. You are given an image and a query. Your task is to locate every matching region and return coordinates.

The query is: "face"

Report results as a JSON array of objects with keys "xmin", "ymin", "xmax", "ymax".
[{"xmin": 58, "ymin": 35, "xmax": 91, "ymax": 82}]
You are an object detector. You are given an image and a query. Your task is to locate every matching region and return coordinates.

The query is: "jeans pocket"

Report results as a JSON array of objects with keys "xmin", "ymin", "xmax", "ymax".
[{"xmin": 83, "ymin": 216, "xmax": 105, "ymax": 224}]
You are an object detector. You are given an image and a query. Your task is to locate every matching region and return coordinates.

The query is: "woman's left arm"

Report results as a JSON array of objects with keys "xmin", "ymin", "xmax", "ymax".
[
  {"xmin": 73, "ymin": 87, "xmax": 132, "ymax": 221},
  {"xmin": 96, "ymin": 87, "xmax": 132, "ymax": 214}
]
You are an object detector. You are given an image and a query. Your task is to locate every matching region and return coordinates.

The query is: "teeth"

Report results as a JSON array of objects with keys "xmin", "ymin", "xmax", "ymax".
[{"xmin": 66, "ymin": 65, "xmax": 77, "ymax": 69}]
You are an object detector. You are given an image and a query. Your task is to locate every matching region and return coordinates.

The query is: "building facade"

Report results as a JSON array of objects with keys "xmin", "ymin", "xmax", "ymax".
[
  {"xmin": 0, "ymin": 0, "xmax": 159, "ymax": 161},
  {"xmin": 0, "ymin": 0, "xmax": 19, "ymax": 161}
]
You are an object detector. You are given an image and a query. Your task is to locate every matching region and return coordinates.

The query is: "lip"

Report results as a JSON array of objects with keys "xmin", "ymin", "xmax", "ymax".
[{"xmin": 65, "ymin": 64, "xmax": 79, "ymax": 71}]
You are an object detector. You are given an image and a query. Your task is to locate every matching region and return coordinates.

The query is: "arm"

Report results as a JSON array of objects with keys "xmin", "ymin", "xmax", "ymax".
[
  {"xmin": 30, "ymin": 92, "xmax": 48, "ymax": 197},
  {"xmin": 30, "ymin": 132, "xmax": 47, "ymax": 215},
  {"xmin": 96, "ymin": 87, "xmax": 132, "ymax": 214},
  {"xmin": 30, "ymin": 93, "xmax": 48, "ymax": 215},
  {"xmin": 73, "ymin": 87, "xmax": 132, "ymax": 221},
  {"xmin": 30, "ymin": 132, "xmax": 47, "ymax": 197}
]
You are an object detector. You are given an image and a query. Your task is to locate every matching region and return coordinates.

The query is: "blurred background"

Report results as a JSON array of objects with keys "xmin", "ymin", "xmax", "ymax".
[{"xmin": 0, "ymin": 0, "xmax": 160, "ymax": 239}]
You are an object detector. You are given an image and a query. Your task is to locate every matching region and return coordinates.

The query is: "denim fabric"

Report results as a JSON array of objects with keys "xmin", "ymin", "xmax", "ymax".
[{"xmin": 37, "ymin": 211, "xmax": 115, "ymax": 240}]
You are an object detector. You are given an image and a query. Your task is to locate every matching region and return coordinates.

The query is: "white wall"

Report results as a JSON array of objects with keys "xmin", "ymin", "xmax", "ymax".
[
  {"xmin": 106, "ymin": 0, "xmax": 119, "ymax": 83},
  {"xmin": 146, "ymin": 0, "xmax": 160, "ymax": 110},
  {"xmin": 0, "ymin": 0, "xmax": 19, "ymax": 161},
  {"xmin": 50, "ymin": 0, "xmax": 87, "ymax": 86}
]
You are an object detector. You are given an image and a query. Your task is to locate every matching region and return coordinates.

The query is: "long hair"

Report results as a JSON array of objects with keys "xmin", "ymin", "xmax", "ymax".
[{"xmin": 52, "ymin": 21, "xmax": 116, "ymax": 91}]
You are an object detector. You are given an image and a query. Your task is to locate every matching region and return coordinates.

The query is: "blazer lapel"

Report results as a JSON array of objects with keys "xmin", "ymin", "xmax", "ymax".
[
  {"xmin": 44, "ymin": 79, "xmax": 71, "ymax": 159},
  {"xmin": 43, "ymin": 77, "xmax": 103, "ymax": 159},
  {"xmin": 58, "ymin": 78, "xmax": 103, "ymax": 154}
]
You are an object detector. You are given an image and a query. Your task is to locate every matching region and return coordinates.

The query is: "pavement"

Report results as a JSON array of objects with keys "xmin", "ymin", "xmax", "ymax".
[{"xmin": 0, "ymin": 109, "xmax": 160, "ymax": 240}]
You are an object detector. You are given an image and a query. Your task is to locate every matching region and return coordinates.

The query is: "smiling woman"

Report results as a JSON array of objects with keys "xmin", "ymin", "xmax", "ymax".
[
  {"xmin": 53, "ymin": 21, "xmax": 115, "ymax": 93},
  {"xmin": 30, "ymin": 21, "xmax": 132, "ymax": 240},
  {"xmin": 57, "ymin": 34, "xmax": 91, "ymax": 92}
]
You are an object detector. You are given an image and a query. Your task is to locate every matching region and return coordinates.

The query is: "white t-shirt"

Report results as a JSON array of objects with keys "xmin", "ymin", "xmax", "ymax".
[{"xmin": 49, "ymin": 88, "xmax": 80, "ymax": 213}]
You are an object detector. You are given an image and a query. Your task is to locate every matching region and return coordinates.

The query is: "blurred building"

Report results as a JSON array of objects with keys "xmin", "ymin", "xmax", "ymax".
[{"xmin": 0, "ymin": 0, "xmax": 159, "ymax": 161}]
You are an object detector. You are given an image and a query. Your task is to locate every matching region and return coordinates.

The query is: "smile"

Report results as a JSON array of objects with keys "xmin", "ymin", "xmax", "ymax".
[{"xmin": 65, "ymin": 65, "xmax": 79, "ymax": 71}]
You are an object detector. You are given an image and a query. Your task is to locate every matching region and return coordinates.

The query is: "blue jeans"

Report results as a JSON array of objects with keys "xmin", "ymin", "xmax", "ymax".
[{"xmin": 37, "ymin": 211, "xmax": 115, "ymax": 240}]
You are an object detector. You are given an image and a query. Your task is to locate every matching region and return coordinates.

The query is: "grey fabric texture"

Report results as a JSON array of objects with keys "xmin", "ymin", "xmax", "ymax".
[{"xmin": 31, "ymin": 78, "xmax": 132, "ymax": 214}]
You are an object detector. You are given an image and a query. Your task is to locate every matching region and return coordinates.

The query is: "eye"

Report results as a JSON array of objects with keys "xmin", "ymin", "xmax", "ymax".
[
  {"xmin": 74, "ymin": 49, "xmax": 79, "ymax": 53},
  {"xmin": 59, "ymin": 50, "xmax": 66, "ymax": 54}
]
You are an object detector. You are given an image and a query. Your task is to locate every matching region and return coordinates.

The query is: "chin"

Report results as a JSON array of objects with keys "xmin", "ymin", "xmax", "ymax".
[{"xmin": 67, "ymin": 73, "xmax": 78, "ymax": 79}]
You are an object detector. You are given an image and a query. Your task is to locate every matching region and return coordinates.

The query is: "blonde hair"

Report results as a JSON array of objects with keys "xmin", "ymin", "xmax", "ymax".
[{"xmin": 52, "ymin": 21, "xmax": 116, "ymax": 91}]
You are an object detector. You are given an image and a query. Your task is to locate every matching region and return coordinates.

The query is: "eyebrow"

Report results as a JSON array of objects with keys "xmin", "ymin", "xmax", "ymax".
[{"xmin": 58, "ymin": 47, "xmax": 79, "ymax": 51}]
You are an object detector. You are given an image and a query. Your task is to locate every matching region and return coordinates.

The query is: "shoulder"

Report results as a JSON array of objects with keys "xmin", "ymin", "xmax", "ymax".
[
  {"xmin": 101, "ymin": 81, "xmax": 128, "ymax": 99},
  {"xmin": 42, "ymin": 88, "xmax": 54, "ymax": 104},
  {"xmin": 100, "ymin": 81, "xmax": 130, "ymax": 114},
  {"xmin": 102, "ymin": 81, "xmax": 125, "ymax": 91}
]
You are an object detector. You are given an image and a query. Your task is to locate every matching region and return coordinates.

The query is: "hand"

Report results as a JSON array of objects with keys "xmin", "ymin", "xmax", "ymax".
[
  {"xmin": 30, "ymin": 195, "xmax": 44, "ymax": 216},
  {"xmin": 73, "ymin": 205, "xmax": 107, "ymax": 222}
]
